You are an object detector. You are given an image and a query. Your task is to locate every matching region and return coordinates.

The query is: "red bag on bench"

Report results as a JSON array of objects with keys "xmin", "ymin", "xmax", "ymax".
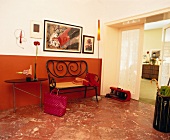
[{"xmin": 44, "ymin": 89, "xmax": 67, "ymax": 117}]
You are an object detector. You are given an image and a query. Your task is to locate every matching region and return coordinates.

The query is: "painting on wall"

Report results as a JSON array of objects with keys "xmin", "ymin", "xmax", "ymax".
[
  {"xmin": 150, "ymin": 49, "xmax": 160, "ymax": 58},
  {"xmin": 43, "ymin": 20, "xmax": 83, "ymax": 53},
  {"xmin": 30, "ymin": 20, "xmax": 43, "ymax": 39},
  {"xmin": 82, "ymin": 35, "xmax": 94, "ymax": 54}
]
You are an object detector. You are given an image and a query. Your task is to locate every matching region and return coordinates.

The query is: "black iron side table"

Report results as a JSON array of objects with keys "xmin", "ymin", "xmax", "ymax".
[{"xmin": 5, "ymin": 78, "xmax": 47, "ymax": 112}]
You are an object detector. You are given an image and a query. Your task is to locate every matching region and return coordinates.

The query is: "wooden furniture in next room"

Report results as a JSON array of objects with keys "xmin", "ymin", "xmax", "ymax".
[{"xmin": 142, "ymin": 64, "xmax": 159, "ymax": 80}]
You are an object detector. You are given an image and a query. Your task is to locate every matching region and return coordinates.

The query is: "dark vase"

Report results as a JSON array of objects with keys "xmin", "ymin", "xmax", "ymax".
[
  {"xmin": 34, "ymin": 63, "xmax": 38, "ymax": 81},
  {"xmin": 26, "ymin": 76, "xmax": 31, "ymax": 82}
]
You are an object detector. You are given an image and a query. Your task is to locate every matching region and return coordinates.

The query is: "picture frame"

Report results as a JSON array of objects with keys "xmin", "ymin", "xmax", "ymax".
[
  {"xmin": 150, "ymin": 49, "xmax": 161, "ymax": 59},
  {"xmin": 43, "ymin": 20, "xmax": 83, "ymax": 53},
  {"xmin": 30, "ymin": 20, "xmax": 43, "ymax": 39},
  {"xmin": 82, "ymin": 35, "xmax": 94, "ymax": 54}
]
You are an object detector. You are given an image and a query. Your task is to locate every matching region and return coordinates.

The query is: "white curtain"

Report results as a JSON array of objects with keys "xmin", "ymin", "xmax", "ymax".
[{"xmin": 118, "ymin": 29, "xmax": 140, "ymax": 95}]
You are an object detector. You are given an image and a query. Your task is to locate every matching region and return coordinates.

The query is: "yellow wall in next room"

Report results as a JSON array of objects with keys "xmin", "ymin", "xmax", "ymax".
[{"xmin": 143, "ymin": 28, "xmax": 162, "ymax": 54}]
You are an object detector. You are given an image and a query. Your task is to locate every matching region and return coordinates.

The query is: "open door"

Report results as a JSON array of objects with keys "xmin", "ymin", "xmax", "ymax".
[{"xmin": 158, "ymin": 24, "xmax": 170, "ymax": 87}]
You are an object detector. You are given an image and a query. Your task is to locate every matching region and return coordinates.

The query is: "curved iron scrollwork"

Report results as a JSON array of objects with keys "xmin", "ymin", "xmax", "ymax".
[
  {"xmin": 46, "ymin": 60, "xmax": 88, "ymax": 78},
  {"xmin": 46, "ymin": 60, "xmax": 88, "ymax": 89}
]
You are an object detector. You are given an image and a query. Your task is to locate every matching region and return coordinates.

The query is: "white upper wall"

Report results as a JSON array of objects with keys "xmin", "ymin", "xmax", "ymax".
[{"xmin": 0, "ymin": 0, "xmax": 170, "ymax": 58}]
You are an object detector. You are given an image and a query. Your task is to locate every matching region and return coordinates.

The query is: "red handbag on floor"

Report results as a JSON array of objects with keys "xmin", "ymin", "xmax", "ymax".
[{"xmin": 44, "ymin": 89, "xmax": 67, "ymax": 117}]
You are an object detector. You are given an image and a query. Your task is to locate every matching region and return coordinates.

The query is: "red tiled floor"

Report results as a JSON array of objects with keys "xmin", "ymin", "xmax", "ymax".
[{"xmin": 0, "ymin": 97, "xmax": 170, "ymax": 140}]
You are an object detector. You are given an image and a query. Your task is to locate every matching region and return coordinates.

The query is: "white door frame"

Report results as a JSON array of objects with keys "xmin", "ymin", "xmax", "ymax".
[{"xmin": 158, "ymin": 23, "xmax": 170, "ymax": 87}]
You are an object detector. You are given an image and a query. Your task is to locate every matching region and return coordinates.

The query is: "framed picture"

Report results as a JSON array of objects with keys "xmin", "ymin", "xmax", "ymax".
[
  {"xmin": 30, "ymin": 20, "xmax": 43, "ymax": 39},
  {"xmin": 82, "ymin": 35, "xmax": 94, "ymax": 54},
  {"xmin": 150, "ymin": 49, "xmax": 160, "ymax": 59},
  {"xmin": 43, "ymin": 20, "xmax": 83, "ymax": 53}
]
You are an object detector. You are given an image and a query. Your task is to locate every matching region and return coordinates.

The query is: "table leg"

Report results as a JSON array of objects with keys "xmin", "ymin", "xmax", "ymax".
[
  {"xmin": 40, "ymin": 81, "xmax": 42, "ymax": 108},
  {"xmin": 12, "ymin": 83, "xmax": 16, "ymax": 113}
]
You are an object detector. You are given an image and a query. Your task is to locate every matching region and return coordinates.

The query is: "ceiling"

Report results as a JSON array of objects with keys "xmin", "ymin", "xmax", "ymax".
[
  {"xmin": 108, "ymin": 11, "xmax": 170, "ymax": 30},
  {"xmin": 144, "ymin": 19, "xmax": 170, "ymax": 30}
]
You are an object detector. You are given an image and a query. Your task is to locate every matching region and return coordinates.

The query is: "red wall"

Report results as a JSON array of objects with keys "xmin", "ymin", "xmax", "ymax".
[{"xmin": 0, "ymin": 55, "xmax": 102, "ymax": 111}]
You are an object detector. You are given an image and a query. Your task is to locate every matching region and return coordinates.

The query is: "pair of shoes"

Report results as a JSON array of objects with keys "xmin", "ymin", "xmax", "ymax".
[{"xmin": 105, "ymin": 93, "xmax": 112, "ymax": 98}]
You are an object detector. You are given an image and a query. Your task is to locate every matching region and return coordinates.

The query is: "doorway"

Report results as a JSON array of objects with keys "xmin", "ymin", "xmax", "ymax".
[
  {"xmin": 139, "ymin": 19, "xmax": 170, "ymax": 105},
  {"xmin": 102, "ymin": 8, "xmax": 170, "ymax": 102}
]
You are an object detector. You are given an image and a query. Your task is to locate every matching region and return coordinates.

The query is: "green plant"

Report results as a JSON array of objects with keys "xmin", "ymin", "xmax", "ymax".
[{"xmin": 150, "ymin": 58, "xmax": 156, "ymax": 65}]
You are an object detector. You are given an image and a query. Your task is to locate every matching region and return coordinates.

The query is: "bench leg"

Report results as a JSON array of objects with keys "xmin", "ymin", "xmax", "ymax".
[
  {"xmin": 84, "ymin": 86, "xmax": 87, "ymax": 98},
  {"xmin": 95, "ymin": 87, "xmax": 98, "ymax": 102}
]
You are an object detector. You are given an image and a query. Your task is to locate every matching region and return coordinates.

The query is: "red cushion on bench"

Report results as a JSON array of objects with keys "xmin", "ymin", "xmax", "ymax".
[{"xmin": 84, "ymin": 73, "xmax": 99, "ymax": 87}]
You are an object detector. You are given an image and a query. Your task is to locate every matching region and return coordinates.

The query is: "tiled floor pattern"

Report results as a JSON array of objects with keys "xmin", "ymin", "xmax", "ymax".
[{"xmin": 0, "ymin": 97, "xmax": 170, "ymax": 140}]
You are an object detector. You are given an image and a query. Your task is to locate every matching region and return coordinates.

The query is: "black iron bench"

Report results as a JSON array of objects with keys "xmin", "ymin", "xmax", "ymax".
[{"xmin": 46, "ymin": 60, "xmax": 99, "ymax": 101}]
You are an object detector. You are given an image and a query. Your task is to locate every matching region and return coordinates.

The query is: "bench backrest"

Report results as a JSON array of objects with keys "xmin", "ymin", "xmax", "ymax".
[{"xmin": 46, "ymin": 60, "xmax": 88, "ymax": 84}]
